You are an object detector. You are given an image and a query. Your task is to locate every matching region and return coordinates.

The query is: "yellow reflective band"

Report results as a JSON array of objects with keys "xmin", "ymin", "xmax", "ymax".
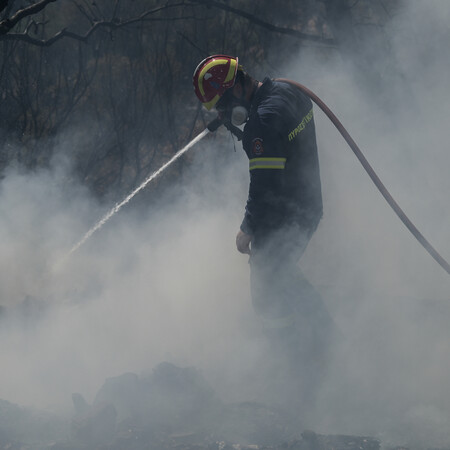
[
  {"xmin": 224, "ymin": 59, "xmax": 237, "ymax": 83},
  {"xmin": 203, "ymin": 94, "xmax": 220, "ymax": 111},
  {"xmin": 198, "ymin": 59, "xmax": 228, "ymax": 97},
  {"xmin": 249, "ymin": 157, "xmax": 286, "ymax": 170}
]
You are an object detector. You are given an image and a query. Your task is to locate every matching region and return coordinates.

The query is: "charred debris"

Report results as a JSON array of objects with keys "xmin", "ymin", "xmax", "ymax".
[{"xmin": 0, "ymin": 360, "xmax": 434, "ymax": 450}]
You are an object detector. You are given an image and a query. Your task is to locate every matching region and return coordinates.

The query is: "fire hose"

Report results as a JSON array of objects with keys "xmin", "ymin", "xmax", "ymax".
[{"xmin": 209, "ymin": 79, "xmax": 450, "ymax": 276}]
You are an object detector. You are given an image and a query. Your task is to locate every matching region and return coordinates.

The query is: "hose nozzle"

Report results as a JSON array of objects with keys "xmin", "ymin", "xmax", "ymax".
[{"xmin": 206, "ymin": 117, "xmax": 224, "ymax": 132}]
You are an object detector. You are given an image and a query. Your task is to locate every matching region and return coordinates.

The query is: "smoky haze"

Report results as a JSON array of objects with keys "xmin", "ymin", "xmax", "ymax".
[
  {"xmin": 286, "ymin": 0, "xmax": 450, "ymax": 445},
  {"xmin": 1, "ymin": 0, "xmax": 450, "ymax": 448}
]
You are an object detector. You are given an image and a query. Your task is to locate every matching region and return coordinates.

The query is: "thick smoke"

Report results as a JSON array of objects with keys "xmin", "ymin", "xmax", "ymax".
[
  {"xmin": 0, "ymin": 135, "xmax": 261, "ymax": 411},
  {"xmin": 1, "ymin": 1, "xmax": 450, "ymax": 448}
]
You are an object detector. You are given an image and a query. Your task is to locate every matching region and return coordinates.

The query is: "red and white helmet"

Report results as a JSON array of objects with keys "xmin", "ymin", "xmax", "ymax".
[{"xmin": 193, "ymin": 55, "xmax": 239, "ymax": 110}]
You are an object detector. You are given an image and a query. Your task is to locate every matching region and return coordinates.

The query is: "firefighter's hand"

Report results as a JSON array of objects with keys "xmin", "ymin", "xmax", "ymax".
[{"xmin": 236, "ymin": 230, "xmax": 252, "ymax": 255}]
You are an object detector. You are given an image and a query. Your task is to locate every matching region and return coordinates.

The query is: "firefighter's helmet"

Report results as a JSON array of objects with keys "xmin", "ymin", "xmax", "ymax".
[{"xmin": 193, "ymin": 55, "xmax": 238, "ymax": 110}]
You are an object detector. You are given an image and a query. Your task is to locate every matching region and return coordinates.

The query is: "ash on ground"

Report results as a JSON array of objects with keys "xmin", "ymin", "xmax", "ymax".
[{"xmin": 0, "ymin": 362, "xmax": 437, "ymax": 450}]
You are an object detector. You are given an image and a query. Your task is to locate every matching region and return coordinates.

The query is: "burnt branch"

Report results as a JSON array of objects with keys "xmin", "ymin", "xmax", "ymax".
[
  {"xmin": 0, "ymin": 1, "xmax": 188, "ymax": 45},
  {"xmin": 1, "ymin": 0, "xmax": 336, "ymax": 47},
  {"xmin": 0, "ymin": 0, "xmax": 57, "ymax": 35},
  {"xmin": 188, "ymin": 0, "xmax": 336, "ymax": 45}
]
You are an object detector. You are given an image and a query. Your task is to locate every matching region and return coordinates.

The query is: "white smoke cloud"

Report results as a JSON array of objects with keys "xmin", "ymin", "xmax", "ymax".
[
  {"xmin": 276, "ymin": 0, "xmax": 450, "ymax": 445},
  {"xmin": 0, "ymin": 135, "xmax": 263, "ymax": 412},
  {"xmin": 1, "ymin": 2, "xmax": 450, "ymax": 448}
]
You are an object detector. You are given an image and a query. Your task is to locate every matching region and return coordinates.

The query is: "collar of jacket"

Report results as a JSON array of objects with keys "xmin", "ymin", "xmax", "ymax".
[{"xmin": 249, "ymin": 77, "xmax": 273, "ymax": 116}]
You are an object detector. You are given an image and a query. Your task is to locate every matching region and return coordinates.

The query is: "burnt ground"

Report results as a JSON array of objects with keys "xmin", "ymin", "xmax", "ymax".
[{"xmin": 0, "ymin": 361, "xmax": 445, "ymax": 450}]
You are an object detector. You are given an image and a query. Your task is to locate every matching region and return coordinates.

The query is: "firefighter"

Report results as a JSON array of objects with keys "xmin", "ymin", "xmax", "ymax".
[{"xmin": 193, "ymin": 55, "xmax": 333, "ymax": 408}]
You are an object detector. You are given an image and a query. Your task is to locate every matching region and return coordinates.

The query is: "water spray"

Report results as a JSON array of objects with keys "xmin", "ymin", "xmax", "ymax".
[
  {"xmin": 275, "ymin": 78, "xmax": 450, "ymax": 276},
  {"xmin": 65, "ymin": 128, "xmax": 210, "ymax": 260},
  {"xmin": 60, "ymin": 117, "xmax": 243, "ymax": 267}
]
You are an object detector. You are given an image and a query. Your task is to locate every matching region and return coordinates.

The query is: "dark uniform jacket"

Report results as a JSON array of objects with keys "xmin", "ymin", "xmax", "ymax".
[{"xmin": 240, "ymin": 78, "xmax": 323, "ymax": 241}]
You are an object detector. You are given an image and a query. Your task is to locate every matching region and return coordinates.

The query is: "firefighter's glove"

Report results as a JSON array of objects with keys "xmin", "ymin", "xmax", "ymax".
[{"xmin": 236, "ymin": 229, "xmax": 252, "ymax": 255}]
